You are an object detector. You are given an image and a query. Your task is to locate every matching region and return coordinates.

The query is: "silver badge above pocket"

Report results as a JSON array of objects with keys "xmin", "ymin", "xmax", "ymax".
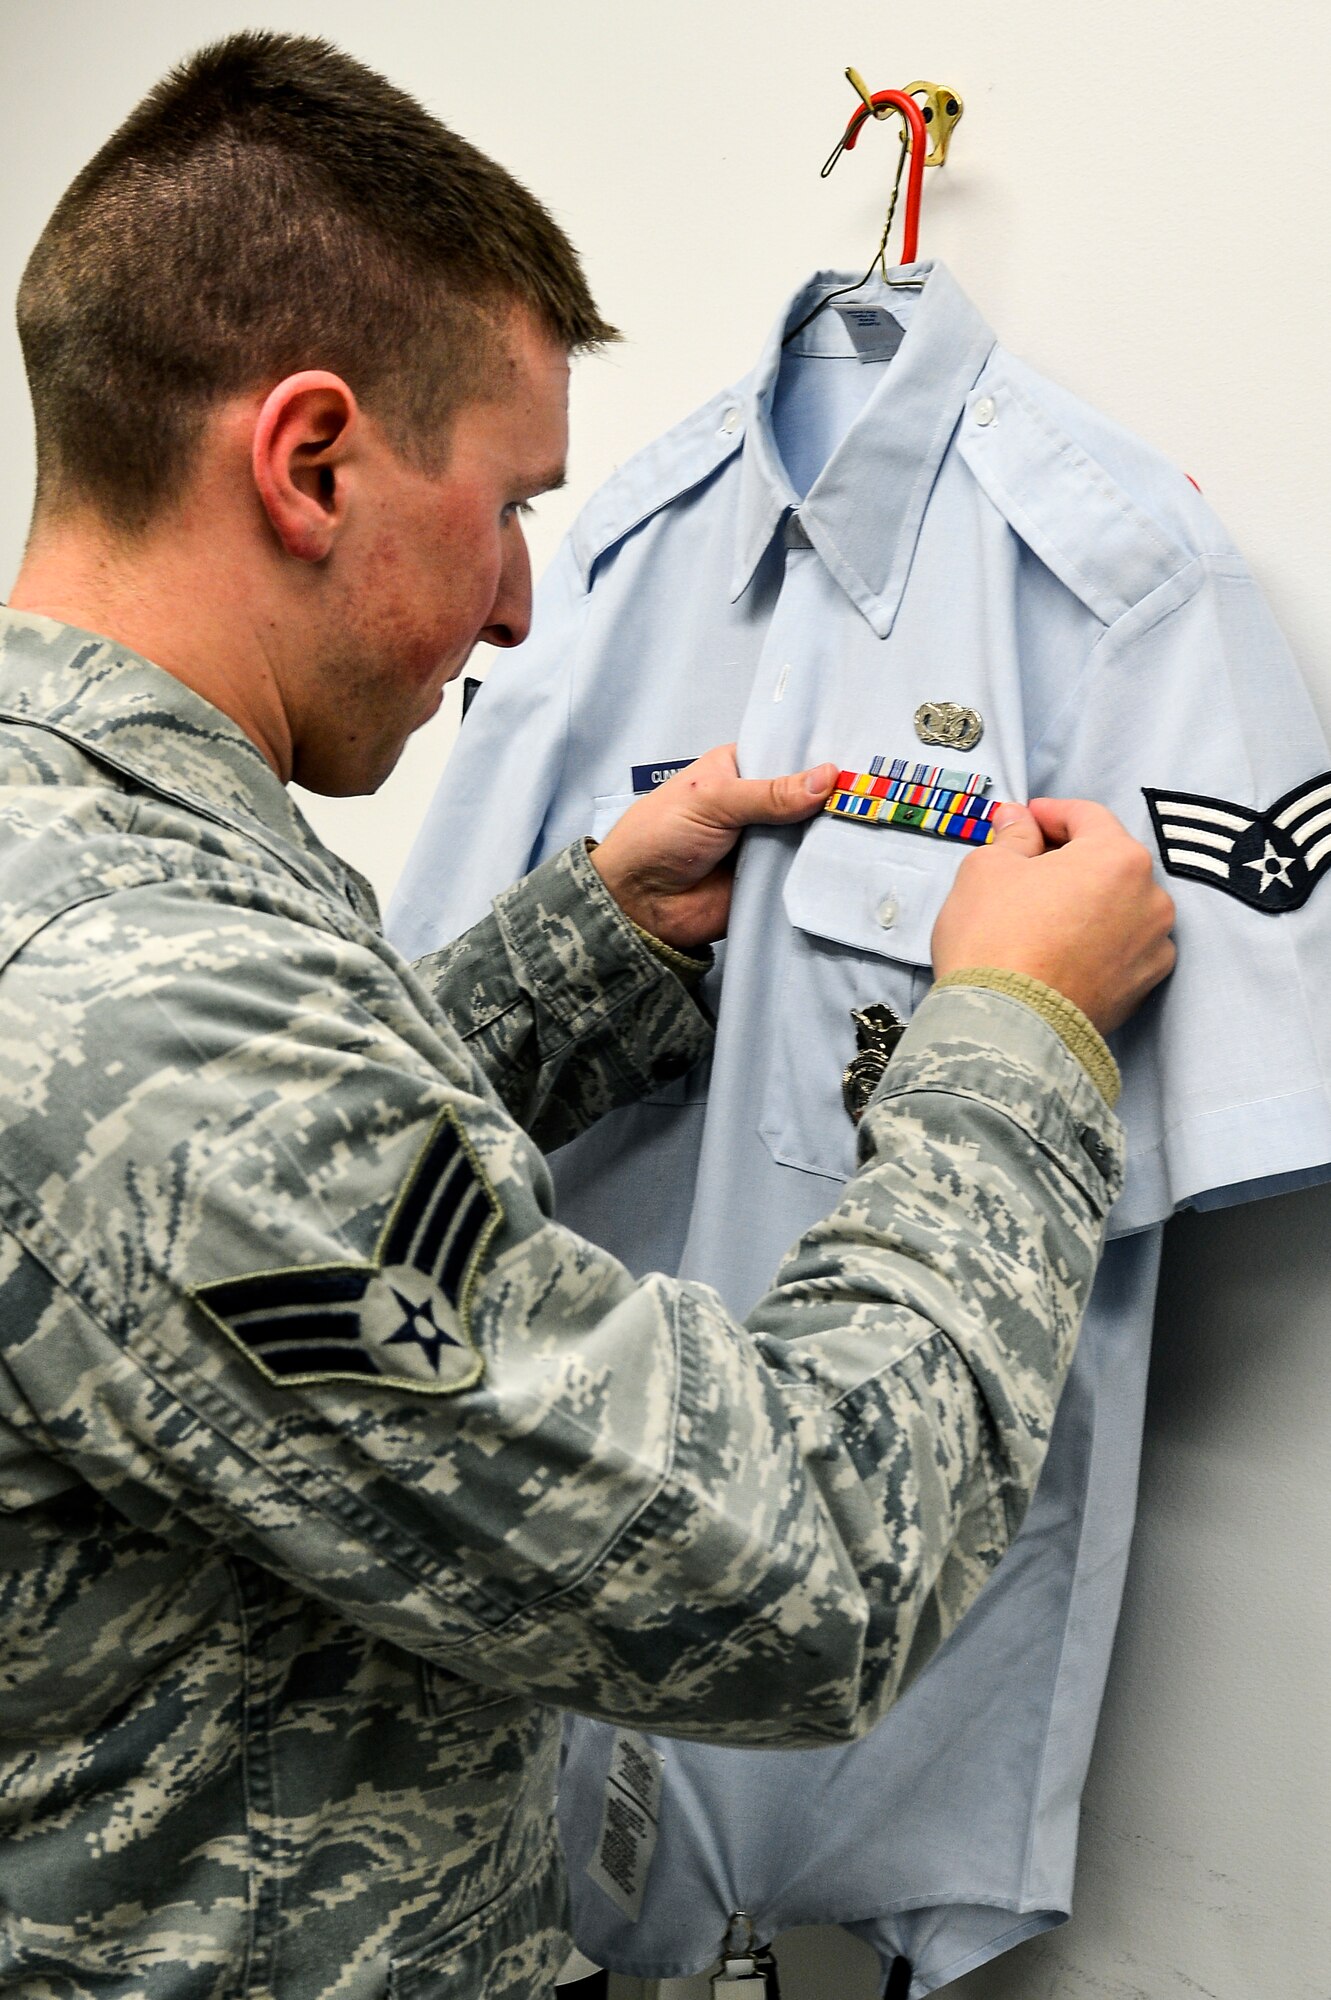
[{"xmin": 915, "ymin": 700, "xmax": 984, "ymax": 751}]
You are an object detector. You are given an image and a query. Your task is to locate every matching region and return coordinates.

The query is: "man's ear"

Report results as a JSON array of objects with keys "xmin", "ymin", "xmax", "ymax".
[{"xmin": 251, "ymin": 372, "xmax": 359, "ymax": 563}]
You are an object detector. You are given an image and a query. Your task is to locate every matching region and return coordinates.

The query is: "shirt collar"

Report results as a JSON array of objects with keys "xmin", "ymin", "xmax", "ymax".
[
  {"xmin": 730, "ymin": 259, "xmax": 996, "ymax": 636},
  {"xmin": 0, "ymin": 609, "xmax": 380, "ymax": 921}
]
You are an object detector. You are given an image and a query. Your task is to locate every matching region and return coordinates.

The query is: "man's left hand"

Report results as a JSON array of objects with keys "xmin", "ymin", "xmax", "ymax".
[{"xmin": 591, "ymin": 745, "xmax": 838, "ymax": 951}]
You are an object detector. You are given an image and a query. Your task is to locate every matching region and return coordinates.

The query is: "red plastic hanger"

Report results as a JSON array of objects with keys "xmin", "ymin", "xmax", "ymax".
[
  {"xmin": 783, "ymin": 76, "xmax": 962, "ymax": 346},
  {"xmin": 835, "ymin": 88, "xmax": 929, "ymax": 264}
]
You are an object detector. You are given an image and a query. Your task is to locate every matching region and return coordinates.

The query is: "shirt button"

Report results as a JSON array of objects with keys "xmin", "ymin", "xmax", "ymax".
[
  {"xmin": 875, "ymin": 894, "xmax": 899, "ymax": 931},
  {"xmin": 973, "ymin": 395, "xmax": 997, "ymax": 427},
  {"xmin": 720, "ymin": 406, "xmax": 742, "ymax": 436}
]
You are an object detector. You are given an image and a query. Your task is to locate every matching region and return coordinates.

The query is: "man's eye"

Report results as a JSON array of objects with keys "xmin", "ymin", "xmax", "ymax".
[{"xmin": 504, "ymin": 501, "xmax": 535, "ymax": 523}]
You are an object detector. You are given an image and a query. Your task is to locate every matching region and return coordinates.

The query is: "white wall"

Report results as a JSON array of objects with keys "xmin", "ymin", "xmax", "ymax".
[{"xmin": 3, "ymin": 4, "xmax": 1329, "ymax": 1995}]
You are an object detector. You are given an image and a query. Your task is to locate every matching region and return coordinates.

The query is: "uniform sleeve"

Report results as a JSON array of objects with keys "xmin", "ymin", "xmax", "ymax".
[
  {"xmin": 1038, "ymin": 551, "xmax": 1331, "ymax": 1230},
  {"xmin": 6, "ymin": 873, "xmax": 1122, "ymax": 1747},
  {"xmin": 411, "ymin": 837, "xmax": 712, "ymax": 1149}
]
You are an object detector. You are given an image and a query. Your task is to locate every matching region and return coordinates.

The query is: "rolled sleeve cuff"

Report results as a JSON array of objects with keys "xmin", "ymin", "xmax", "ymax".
[
  {"xmin": 866, "ymin": 983, "xmax": 1126, "ymax": 1217},
  {"xmin": 934, "ymin": 969, "xmax": 1121, "ymax": 1107},
  {"xmin": 492, "ymin": 838, "xmax": 714, "ymax": 1095}
]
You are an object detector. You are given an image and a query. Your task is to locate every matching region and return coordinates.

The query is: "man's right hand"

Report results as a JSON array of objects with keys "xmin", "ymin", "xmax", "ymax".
[{"xmin": 931, "ymin": 798, "xmax": 1176, "ymax": 1035}]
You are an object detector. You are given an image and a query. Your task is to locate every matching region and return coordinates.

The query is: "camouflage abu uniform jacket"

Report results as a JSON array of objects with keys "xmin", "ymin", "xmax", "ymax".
[{"xmin": 0, "ymin": 610, "xmax": 1124, "ymax": 2000}]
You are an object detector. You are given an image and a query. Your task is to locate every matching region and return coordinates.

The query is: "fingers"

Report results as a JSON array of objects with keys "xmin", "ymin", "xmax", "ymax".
[
  {"xmin": 1150, "ymin": 884, "xmax": 1179, "ymax": 970},
  {"xmin": 931, "ymin": 790, "xmax": 1178, "ymax": 1032},
  {"xmin": 988, "ymin": 801, "xmax": 1046, "ymax": 857},
  {"xmin": 686, "ymin": 772, "xmax": 1130, "ymax": 845},
  {"xmin": 683, "ymin": 766, "xmax": 1149, "ymax": 877},
  {"xmin": 1027, "ymin": 797, "xmax": 1123, "ymax": 846}
]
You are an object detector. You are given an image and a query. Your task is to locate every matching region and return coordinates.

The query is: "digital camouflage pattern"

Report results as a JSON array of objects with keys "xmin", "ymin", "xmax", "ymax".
[{"xmin": 0, "ymin": 610, "xmax": 1124, "ymax": 1998}]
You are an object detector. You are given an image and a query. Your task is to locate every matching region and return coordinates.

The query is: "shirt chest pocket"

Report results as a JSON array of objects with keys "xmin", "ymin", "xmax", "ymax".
[
  {"xmin": 590, "ymin": 792, "xmax": 638, "ymax": 842},
  {"xmin": 758, "ymin": 816, "xmax": 965, "ymax": 1181}
]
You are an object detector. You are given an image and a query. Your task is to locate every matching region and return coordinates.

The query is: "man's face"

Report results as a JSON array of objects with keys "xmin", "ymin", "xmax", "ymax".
[{"xmin": 296, "ymin": 309, "xmax": 569, "ymax": 795}]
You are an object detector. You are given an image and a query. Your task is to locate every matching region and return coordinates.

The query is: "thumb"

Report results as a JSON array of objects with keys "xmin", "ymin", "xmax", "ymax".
[
  {"xmin": 987, "ymin": 801, "xmax": 1046, "ymax": 857},
  {"xmin": 719, "ymin": 762, "xmax": 839, "ymax": 828}
]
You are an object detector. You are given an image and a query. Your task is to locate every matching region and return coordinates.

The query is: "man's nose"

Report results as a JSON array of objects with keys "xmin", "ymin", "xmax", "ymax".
[{"xmin": 480, "ymin": 531, "xmax": 533, "ymax": 649}]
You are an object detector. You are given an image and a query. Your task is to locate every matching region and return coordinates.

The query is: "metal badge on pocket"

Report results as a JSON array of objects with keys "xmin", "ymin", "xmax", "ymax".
[{"xmin": 842, "ymin": 1002, "xmax": 907, "ymax": 1123}]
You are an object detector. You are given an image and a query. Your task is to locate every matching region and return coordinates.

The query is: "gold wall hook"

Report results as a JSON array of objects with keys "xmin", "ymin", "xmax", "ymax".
[
  {"xmin": 842, "ymin": 71, "xmax": 963, "ymax": 166},
  {"xmin": 902, "ymin": 81, "xmax": 964, "ymax": 166}
]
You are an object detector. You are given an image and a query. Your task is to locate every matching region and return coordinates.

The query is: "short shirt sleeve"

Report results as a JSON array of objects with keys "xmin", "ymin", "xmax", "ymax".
[{"xmin": 1038, "ymin": 551, "xmax": 1331, "ymax": 1230}]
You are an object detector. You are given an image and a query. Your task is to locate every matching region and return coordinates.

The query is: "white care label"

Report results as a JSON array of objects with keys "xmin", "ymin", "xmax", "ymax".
[
  {"xmin": 585, "ymin": 1728, "xmax": 664, "ymax": 1921},
  {"xmin": 833, "ymin": 304, "xmax": 906, "ymax": 364}
]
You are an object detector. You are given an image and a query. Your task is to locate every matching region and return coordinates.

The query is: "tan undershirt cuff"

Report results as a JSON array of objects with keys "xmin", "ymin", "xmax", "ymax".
[
  {"xmin": 583, "ymin": 837, "xmax": 712, "ymax": 985},
  {"xmin": 628, "ymin": 921, "xmax": 713, "ymax": 984},
  {"xmin": 934, "ymin": 969, "xmax": 1121, "ymax": 1108}
]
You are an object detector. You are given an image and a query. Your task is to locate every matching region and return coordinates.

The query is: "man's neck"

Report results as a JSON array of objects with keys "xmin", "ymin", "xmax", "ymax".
[{"xmin": 10, "ymin": 520, "xmax": 295, "ymax": 781}]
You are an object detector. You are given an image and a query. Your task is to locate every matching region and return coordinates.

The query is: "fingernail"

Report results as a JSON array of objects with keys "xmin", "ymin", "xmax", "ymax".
[
  {"xmin": 990, "ymin": 801, "xmax": 1022, "ymax": 829},
  {"xmin": 805, "ymin": 764, "xmax": 833, "ymax": 794}
]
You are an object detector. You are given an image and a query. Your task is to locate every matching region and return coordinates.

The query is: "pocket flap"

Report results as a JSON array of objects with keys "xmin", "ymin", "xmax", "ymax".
[
  {"xmin": 591, "ymin": 792, "xmax": 637, "ymax": 842},
  {"xmin": 783, "ymin": 813, "xmax": 967, "ymax": 967}
]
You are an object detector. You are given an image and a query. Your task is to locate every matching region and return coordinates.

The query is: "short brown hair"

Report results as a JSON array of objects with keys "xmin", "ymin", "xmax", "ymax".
[{"xmin": 17, "ymin": 31, "xmax": 617, "ymax": 529}]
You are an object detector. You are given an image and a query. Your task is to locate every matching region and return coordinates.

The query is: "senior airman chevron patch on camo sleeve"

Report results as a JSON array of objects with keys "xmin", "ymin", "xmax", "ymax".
[
  {"xmin": 192, "ymin": 1108, "xmax": 499, "ymax": 1393},
  {"xmin": 1144, "ymin": 771, "xmax": 1331, "ymax": 913}
]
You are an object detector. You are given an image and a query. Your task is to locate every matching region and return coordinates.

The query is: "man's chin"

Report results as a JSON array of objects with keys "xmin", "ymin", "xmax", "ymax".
[
  {"xmin": 291, "ymin": 684, "xmax": 454, "ymax": 796},
  {"xmin": 291, "ymin": 737, "xmax": 408, "ymax": 798}
]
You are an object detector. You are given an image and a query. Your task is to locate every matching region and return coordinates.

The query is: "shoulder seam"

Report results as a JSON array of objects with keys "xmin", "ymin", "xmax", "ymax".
[
  {"xmin": 569, "ymin": 390, "xmax": 745, "ymax": 585},
  {"xmin": 961, "ymin": 367, "xmax": 1200, "ymax": 626},
  {"xmin": 1002, "ymin": 375, "xmax": 1182, "ymax": 571},
  {"xmin": 1083, "ymin": 551, "xmax": 1218, "ymax": 668}
]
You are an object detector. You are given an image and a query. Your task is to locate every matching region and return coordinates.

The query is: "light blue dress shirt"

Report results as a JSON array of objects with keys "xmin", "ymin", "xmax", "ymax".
[{"xmin": 389, "ymin": 262, "xmax": 1331, "ymax": 1994}]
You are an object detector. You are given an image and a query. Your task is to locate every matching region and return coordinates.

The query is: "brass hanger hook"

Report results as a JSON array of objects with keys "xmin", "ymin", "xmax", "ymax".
[
  {"xmin": 840, "ymin": 72, "xmax": 963, "ymax": 166},
  {"xmin": 900, "ymin": 81, "xmax": 964, "ymax": 167}
]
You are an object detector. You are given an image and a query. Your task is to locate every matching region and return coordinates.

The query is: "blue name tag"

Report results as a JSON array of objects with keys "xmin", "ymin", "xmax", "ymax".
[{"xmin": 631, "ymin": 757, "xmax": 696, "ymax": 793}]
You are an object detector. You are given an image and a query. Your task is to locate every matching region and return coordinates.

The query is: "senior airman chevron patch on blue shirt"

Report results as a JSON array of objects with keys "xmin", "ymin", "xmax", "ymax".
[
  {"xmin": 1143, "ymin": 771, "xmax": 1331, "ymax": 912},
  {"xmin": 192, "ymin": 1108, "xmax": 498, "ymax": 1392}
]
